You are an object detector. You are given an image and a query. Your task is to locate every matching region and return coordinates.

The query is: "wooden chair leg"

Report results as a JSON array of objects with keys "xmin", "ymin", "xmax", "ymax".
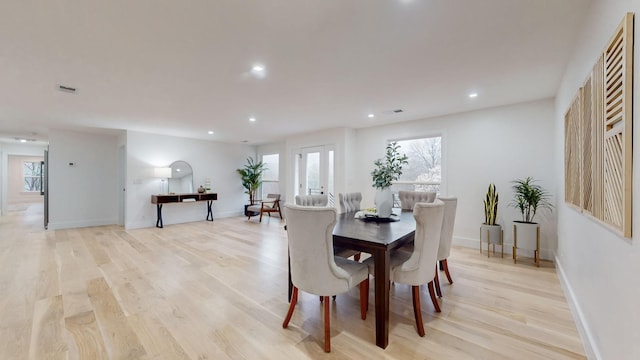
[
  {"xmin": 442, "ymin": 259, "xmax": 453, "ymax": 284},
  {"xmin": 354, "ymin": 253, "xmax": 361, "ymax": 262},
  {"xmin": 411, "ymin": 285, "xmax": 426, "ymax": 337},
  {"xmin": 427, "ymin": 281, "xmax": 441, "ymax": 313},
  {"xmin": 359, "ymin": 278, "xmax": 368, "ymax": 320},
  {"xmin": 434, "ymin": 265, "xmax": 442, "ymax": 298},
  {"xmin": 283, "ymin": 287, "xmax": 298, "ymax": 328},
  {"xmin": 323, "ymin": 296, "xmax": 330, "ymax": 352},
  {"xmin": 259, "ymin": 211, "xmax": 264, "ymax": 222}
]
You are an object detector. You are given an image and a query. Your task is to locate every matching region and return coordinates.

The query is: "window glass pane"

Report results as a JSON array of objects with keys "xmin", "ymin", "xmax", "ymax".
[
  {"xmin": 393, "ymin": 137, "xmax": 442, "ymax": 193},
  {"xmin": 23, "ymin": 161, "xmax": 42, "ymax": 192}
]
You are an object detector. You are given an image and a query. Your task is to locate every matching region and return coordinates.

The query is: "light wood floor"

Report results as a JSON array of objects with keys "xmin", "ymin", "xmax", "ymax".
[{"xmin": 0, "ymin": 204, "xmax": 586, "ymax": 359}]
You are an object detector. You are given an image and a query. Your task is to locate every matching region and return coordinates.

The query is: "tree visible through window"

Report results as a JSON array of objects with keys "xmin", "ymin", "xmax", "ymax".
[
  {"xmin": 392, "ymin": 136, "xmax": 442, "ymax": 193},
  {"xmin": 23, "ymin": 161, "xmax": 42, "ymax": 192}
]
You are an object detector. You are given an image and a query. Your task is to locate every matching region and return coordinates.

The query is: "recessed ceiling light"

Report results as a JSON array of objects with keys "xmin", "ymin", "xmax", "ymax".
[
  {"xmin": 249, "ymin": 117, "xmax": 256, "ymax": 122},
  {"xmin": 250, "ymin": 64, "xmax": 267, "ymax": 78},
  {"xmin": 469, "ymin": 93, "xmax": 478, "ymax": 98},
  {"xmin": 19, "ymin": 139, "xmax": 27, "ymax": 143},
  {"xmin": 368, "ymin": 113, "xmax": 375, "ymax": 118},
  {"xmin": 207, "ymin": 131, "xmax": 214, "ymax": 135}
]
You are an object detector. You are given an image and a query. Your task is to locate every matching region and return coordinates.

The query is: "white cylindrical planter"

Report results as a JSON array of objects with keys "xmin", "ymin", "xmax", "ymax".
[
  {"xmin": 513, "ymin": 221, "xmax": 540, "ymax": 266},
  {"xmin": 480, "ymin": 224, "xmax": 503, "ymax": 257},
  {"xmin": 375, "ymin": 188, "xmax": 393, "ymax": 218}
]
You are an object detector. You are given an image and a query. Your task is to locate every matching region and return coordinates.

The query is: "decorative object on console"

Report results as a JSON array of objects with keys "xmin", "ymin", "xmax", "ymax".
[
  {"xmin": 198, "ymin": 185, "xmax": 206, "ymax": 193},
  {"xmin": 153, "ymin": 167, "xmax": 172, "ymax": 194},
  {"xmin": 168, "ymin": 160, "xmax": 194, "ymax": 194},
  {"xmin": 204, "ymin": 178, "xmax": 211, "ymax": 193},
  {"xmin": 371, "ymin": 142, "xmax": 408, "ymax": 218}
]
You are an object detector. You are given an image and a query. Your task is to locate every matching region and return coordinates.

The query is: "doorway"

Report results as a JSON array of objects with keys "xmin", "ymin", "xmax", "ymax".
[{"xmin": 296, "ymin": 145, "xmax": 335, "ymax": 206}]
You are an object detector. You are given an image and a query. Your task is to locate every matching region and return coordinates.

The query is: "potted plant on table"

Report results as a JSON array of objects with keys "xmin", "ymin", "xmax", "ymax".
[
  {"xmin": 480, "ymin": 183, "xmax": 503, "ymax": 257},
  {"xmin": 371, "ymin": 142, "xmax": 408, "ymax": 218},
  {"xmin": 236, "ymin": 157, "xmax": 267, "ymax": 216},
  {"xmin": 510, "ymin": 177, "xmax": 553, "ymax": 266}
]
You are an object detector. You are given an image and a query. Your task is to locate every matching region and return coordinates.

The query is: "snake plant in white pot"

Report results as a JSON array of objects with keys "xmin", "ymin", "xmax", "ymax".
[
  {"xmin": 371, "ymin": 142, "xmax": 408, "ymax": 218},
  {"xmin": 480, "ymin": 183, "xmax": 503, "ymax": 257},
  {"xmin": 510, "ymin": 177, "xmax": 553, "ymax": 266}
]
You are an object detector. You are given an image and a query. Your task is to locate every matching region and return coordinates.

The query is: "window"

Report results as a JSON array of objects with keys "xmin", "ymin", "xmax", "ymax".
[
  {"xmin": 390, "ymin": 136, "xmax": 442, "ymax": 194},
  {"xmin": 23, "ymin": 161, "xmax": 42, "ymax": 192},
  {"xmin": 261, "ymin": 153, "xmax": 279, "ymax": 200}
]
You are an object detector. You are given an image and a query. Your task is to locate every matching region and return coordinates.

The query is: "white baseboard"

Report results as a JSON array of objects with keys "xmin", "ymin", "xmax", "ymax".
[
  {"xmin": 554, "ymin": 256, "xmax": 600, "ymax": 360},
  {"xmin": 125, "ymin": 210, "xmax": 245, "ymax": 230},
  {"xmin": 453, "ymin": 236, "xmax": 554, "ymax": 260},
  {"xmin": 47, "ymin": 218, "xmax": 118, "ymax": 230}
]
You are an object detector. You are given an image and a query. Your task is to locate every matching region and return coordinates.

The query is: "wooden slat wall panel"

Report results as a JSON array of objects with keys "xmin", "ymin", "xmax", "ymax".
[
  {"xmin": 592, "ymin": 54, "xmax": 605, "ymax": 220},
  {"xmin": 563, "ymin": 13, "xmax": 633, "ymax": 238},
  {"xmin": 582, "ymin": 78, "xmax": 593, "ymax": 213},
  {"xmin": 564, "ymin": 95, "xmax": 581, "ymax": 208},
  {"xmin": 603, "ymin": 13, "xmax": 633, "ymax": 237}
]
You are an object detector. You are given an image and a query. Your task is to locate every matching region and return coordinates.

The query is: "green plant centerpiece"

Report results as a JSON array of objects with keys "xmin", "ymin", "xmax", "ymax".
[
  {"xmin": 509, "ymin": 177, "xmax": 553, "ymax": 266},
  {"xmin": 371, "ymin": 142, "xmax": 408, "ymax": 217},
  {"xmin": 236, "ymin": 157, "xmax": 267, "ymax": 212},
  {"xmin": 480, "ymin": 183, "xmax": 503, "ymax": 256}
]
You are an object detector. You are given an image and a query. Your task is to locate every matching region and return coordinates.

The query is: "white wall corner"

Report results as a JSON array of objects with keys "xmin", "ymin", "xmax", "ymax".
[{"xmin": 555, "ymin": 256, "xmax": 601, "ymax": 360}]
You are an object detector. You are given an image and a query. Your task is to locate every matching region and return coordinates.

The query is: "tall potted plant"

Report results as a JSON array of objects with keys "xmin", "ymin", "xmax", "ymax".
[
  {"xmin": 480, "ymin": 183, "xmax": 503, "ymax": 257},
  {"xmin": 510, "ymin": 177, "xmax": 553, "ymax": 266},
  {"xmin": 236, "ymin": 157, "xmax": 267, "ymax": 215},
  {"xmin": 371, "ymin": 142, "xmax": 408, "ymax": 217}
]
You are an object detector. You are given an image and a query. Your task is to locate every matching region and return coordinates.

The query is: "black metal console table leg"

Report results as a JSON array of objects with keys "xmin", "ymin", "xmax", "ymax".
[
  {"xmin": 206, "ymin": 200, "xmax": 214, "ymax": 221},
  {"xmin": 156, "ymin": 204, "xmax": 163, "ymax": 228}
]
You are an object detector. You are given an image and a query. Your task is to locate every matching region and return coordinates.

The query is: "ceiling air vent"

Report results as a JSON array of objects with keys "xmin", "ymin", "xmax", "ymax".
[
  {"xmin": 382, "ymin": 109, "xmax": 404, "ymax": 115},
  {"xmin": 57, "ymin": 84, "xmax": 77, "ymax": 94}
]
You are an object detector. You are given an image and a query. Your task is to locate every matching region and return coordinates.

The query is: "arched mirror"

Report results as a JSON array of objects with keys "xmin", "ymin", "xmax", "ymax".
[{"xmin": 168, "ymin": 160, "xmax": 194, "ymax": 194}]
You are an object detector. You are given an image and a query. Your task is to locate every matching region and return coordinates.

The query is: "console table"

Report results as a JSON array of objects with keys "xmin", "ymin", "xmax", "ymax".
[{"xmin": 151, "ymin": 193, "xmax": 218, "ymax": 228}]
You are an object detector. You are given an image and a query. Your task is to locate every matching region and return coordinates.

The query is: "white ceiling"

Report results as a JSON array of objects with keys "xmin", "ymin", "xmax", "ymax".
[{"xmin": 0, "ymin": 0, "xmax": 590, "ymax": 145}]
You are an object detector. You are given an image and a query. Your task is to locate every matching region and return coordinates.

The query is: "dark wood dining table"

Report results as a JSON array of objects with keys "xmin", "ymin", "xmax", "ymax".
[
  {"xmin": 287, "ymin": 209, "xmax": 416, "ymax": 349},
  {"xmin": 334, "ymin": 210, "xmax": 415, "ymax": 349}
]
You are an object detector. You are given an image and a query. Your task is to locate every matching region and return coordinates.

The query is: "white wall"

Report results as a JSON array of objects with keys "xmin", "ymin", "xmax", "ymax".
[
  {"xmin": 48, "ymin": 129, "xmax": 119, "ymax": 229},
  {"xmin": 355, "ymin": 99, "xmax": 557, "ymax": 259},
  {"xmin": 125, "ymin": 131, "xmax": 254, "ymax": 229},
  {"xmin": 555, "ymin": 1, "xmax": 640, "ymax": 359}
]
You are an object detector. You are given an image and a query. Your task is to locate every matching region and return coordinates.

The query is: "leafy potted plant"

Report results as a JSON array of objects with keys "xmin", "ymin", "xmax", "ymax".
[
  {"xmin": 371, "ymin": 142, "xmax": 408, "ymax": 218},
  {"xmin": 480, "ymin": 183, "xmax": 503, "ymax": 257},
  {"xmin": 236, "ymin": 157, "xmax": 267, "ymax": 216},
  {"xmin": 510, "ymin": 177, "xmax": 553, "ymax": 266}
]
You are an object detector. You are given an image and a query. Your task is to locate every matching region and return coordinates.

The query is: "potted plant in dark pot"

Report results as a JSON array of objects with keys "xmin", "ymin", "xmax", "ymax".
[
  {"xmin": 236, "ymin": 157, "xmax": 267, "ymax": 216},
  {"xmin": 510, "ymin": 177, "xmax": 553, "ymax": 266},
  {"xmin": 371, "ymin": 142, "xmax": 408, "ymax": 218},
  {"xmin": 480, "ymin": 183, "xmax": 503, "ymax": 257}
]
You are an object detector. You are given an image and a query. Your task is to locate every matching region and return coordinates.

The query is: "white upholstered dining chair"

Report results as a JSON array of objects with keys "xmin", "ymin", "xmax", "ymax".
[
  {"xmin": 398, "ymin": 191, "xmax": 437, "ymax": 210},
  {"xmin": 434, "ymin": 196, "xmax": 457, "ymax": 297},
  {"xmin": 338, "ymin": 192, "xmax": 362, "ymax": 213},
  {"xmin": 282, "ymin": 204, "xmax": 369, "ymax": 352},
  {"xmin": 365, "ymin": 200, "xmax": 444, "ymax": 337},
  {"xmin": 295, "ymin": 194, "xmax": 328, "ymax": 206}
]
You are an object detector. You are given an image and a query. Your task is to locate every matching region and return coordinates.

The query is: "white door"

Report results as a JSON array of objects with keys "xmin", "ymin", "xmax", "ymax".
[{"xmin": 297, "ymin": 145, "xmax": 335, "ymax": 205}]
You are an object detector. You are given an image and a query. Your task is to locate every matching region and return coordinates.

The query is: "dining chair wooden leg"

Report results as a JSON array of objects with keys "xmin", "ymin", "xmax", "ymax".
[
  {"xmin": 411, "ymin": 285, "xmax": 426, "ymax": 337},
  {"xmin": 427, "ymin": 281, "xmax": 441, "ymax": 313},
  {"xmin": 359, "ymin": 279, "xmax": 368, "ymax": 320},
  {"xmin": 434, "ymin": 265, "xmax": 442, "ymax": 298},
  {"xmin": 323, "ymin": 296, "xmax": 331, "ymax": 352},
  {"xmin": 354, "ymin": 253, "xmax": 361, "ymax": 261},
  {"xmin": 442, "ymin": 258, "xmax": 453, "ymax": 284},
  {"xmin": 283, "ymin": 287, "xmax": 298, "ymax": 328}
]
